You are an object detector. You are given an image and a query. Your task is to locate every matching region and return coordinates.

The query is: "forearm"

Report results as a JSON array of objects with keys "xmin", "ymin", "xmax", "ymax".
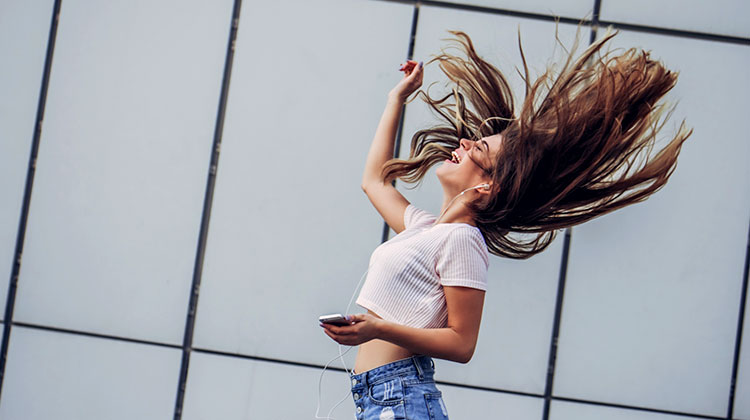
[
  {"xmin": 376, "ymin": 319, "xmax": 474, "ymax": 364},
  {"xmin": 362, "ymin": 95, "xmax": 405, "ymax": 186},
  {"xmin": 321, "ymin": 286, "xmax": 484, "ymax": 364}
]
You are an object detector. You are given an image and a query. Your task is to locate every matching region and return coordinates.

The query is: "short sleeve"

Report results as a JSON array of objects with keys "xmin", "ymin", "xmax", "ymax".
[
  {"xmin": 403, "ymin": 204, "xmax": 437, "ymax": 230},
  {"xmin": 436, "ymin": 227, "xmax": 489, "ymax": 291}
]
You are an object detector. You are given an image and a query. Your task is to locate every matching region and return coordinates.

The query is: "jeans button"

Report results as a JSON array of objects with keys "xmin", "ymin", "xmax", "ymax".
[
  {"xmin": 354, "ymin": 392, "xmax": 360, "ymax": 399},
  {"xmin": 356, "ymin": 406, "xmax": 362, "ymax": 414},
  {"xmin": 352, "ymin": 378, "xmax": 358, "ymax": 386}
]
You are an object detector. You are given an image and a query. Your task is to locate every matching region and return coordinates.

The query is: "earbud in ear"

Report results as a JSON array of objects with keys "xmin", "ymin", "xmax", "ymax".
[{"xmin": 457, "ymin": 183, "xmax": 492, "ymax": 197}]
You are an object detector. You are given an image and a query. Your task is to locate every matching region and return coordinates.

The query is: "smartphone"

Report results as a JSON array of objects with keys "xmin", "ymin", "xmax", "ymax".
[{"xmin": 319, "ymin": 313, "xmax": 350, "ymax": 326}]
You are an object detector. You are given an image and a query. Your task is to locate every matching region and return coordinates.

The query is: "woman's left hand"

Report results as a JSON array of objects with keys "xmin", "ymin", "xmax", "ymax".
[{"xmin": 320, "ymin": 313, "xmax": 382, "ymax": 346}]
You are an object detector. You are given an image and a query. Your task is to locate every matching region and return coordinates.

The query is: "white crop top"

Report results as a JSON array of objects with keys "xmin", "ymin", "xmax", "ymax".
[{"xmin": 356, "ymin": 204, "xmax": 489, "ymax": 329}]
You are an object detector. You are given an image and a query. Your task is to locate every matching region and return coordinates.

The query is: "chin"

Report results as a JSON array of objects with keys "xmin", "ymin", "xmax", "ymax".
[
  {"xmin": 435, "ymin": 159, "xmax": 455, "ymax": 179},
  {"xmin": 435, "ymin": 163, "xmax": 449, "ymax": 186}
]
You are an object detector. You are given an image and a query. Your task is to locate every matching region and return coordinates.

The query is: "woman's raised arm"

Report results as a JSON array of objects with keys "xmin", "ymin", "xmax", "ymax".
[{"xmin": 361, "ymin": 61, "xmax": 423, "ymax": 234}]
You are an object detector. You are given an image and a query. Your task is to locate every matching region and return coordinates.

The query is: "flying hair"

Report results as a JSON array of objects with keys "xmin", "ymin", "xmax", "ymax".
[{"xmin": 381, "ymin": 26, "xmax": 692, "ymax": 259}]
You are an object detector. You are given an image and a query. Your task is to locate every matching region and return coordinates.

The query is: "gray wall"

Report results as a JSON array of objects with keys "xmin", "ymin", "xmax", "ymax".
[{"xmin": 1, "ymin": 0, "xmax": 748, "ymax": 419}]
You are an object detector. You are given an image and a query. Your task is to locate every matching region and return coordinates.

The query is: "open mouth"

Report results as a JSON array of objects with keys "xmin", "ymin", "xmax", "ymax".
[{"xmin": 450, "ymin": 151, "xmax": 461, "ymax": 164}]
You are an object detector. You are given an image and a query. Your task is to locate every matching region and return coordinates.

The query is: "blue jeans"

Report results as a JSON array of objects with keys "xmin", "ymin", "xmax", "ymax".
[{"xmin": 349, "ymin": 355, "xmax": 449, "ymax": 420}]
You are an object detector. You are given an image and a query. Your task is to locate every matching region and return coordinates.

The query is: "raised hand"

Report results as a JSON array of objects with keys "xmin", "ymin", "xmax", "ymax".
[{"xmin": 389, "ymin": 60, "xmax": 423, "ymax": 102}]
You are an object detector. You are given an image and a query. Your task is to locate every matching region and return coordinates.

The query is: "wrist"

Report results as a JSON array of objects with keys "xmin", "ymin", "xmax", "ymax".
[
  {"xmin": 373, "ymin": 317, "xmax": 388, "ymax": 338},
  {"xmin": 386, "ymin": 92, "xmax": 407, "ymax": 105}
]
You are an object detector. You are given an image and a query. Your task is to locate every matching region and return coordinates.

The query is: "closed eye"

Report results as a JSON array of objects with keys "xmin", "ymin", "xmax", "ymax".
[
  {"xmin": 473, "ymin": 141, "xmax": 488, "ymax": 153},
  {"xmin": 473, "ymin": 141, "xmax": 490, "ymax": 158},
  {"xmin": 471, "ymin": 140, "xmax": 492, "ymax": 174}
]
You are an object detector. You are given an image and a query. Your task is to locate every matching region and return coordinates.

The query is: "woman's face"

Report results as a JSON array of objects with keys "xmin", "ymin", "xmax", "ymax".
[{"xmin": 436, "ymin": 133, "xmax": 503, "ymax": 196}]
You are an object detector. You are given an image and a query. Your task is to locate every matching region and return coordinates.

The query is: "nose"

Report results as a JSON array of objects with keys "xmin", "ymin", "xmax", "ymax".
[{"xmin": 459, "ymin": 138, "xmax": 472, "ymax": 150}]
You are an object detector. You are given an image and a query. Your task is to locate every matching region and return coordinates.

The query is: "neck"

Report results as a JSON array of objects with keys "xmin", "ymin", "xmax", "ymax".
[{"xmin": 436, "ymin": 193, "xmax": 476, "ymax": 225}]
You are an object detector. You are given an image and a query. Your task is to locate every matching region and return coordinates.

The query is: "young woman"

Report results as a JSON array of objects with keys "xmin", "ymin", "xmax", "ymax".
[{"xmin": 320, "ymin": 29, "xmax": 691, "ymax": 420}]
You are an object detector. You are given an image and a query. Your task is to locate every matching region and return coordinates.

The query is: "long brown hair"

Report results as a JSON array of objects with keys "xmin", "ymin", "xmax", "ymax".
[{"xmin": 382, "ymin": 28, "xmax": 692, "ymax": 259}]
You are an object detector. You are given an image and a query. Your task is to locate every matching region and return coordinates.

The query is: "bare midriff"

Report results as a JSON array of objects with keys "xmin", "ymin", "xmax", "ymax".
[{"xmin": 353, "ymin": 310, "xmax": 414, "ymax": 374}]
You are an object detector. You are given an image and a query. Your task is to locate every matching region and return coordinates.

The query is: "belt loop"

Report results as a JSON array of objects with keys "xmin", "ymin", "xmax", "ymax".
[{"xmin": 412, "ymin": 356, "xmax": 425, "ymax": 380}]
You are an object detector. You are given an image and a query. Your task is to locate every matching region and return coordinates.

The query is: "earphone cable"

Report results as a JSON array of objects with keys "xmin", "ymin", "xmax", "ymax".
[
  {"xmin": 434, "ymin": 183, "xmax": 489, "ymax": 224},
  {"xmin": 314, "ymin": 268, "xmax": 369, "ymax": 420}
]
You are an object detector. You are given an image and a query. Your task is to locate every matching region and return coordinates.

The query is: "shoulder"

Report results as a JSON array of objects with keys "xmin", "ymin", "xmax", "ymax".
[
  {"xmin": 438, "ymin": 225, "xmax": 489, "ymax": 266},
  {"xmin": 444, "ymin": 224, "xmax": 488, "ymax": 248},
  {"xmin": 435, "ymin": 225, "xmax": 490, "ymax": 290}
]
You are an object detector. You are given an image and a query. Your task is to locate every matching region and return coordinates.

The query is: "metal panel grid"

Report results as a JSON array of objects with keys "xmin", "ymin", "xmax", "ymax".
[{"xmin": 0, "ymin": 0, "xmax": 747, "ymax": 419}]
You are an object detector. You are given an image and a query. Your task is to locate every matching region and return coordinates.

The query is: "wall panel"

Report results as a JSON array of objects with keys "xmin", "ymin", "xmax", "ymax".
[
  {"xmin": 13, "ymin": 0, "xmax": 233, "ymax": 344},
  {"xmin": 600, "ymin": 0, "xmax": 750, "ymax": 38},
  {"xmin": 551, "ymin": 400, "xmax": 702, "ymax": 420},
  {"xmin": 182, "ymin": 352, "xmax": 355, "ymax": 420},
  {"xmin": 447, "ymin": 0, "xmax": 593, "ymax": 20},
  {"xmin": 0, "ymin": 327, "xmax": 181, "ymax": 420},
  {"xmin": 0, "ymin": 0, "xmax": 55, "ymax": 320}
]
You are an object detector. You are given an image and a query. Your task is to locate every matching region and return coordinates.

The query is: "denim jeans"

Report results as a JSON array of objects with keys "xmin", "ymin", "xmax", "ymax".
[{"xmin": 349, "ymin": 355, "xmax": 449, "ymax": 420}]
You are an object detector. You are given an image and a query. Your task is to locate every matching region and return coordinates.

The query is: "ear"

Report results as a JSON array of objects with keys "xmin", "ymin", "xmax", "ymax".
[
  {"xmin": 472, "ymin": 183, "xmax": 492, "ymax": 209},
  {"xmin": 476, "ymin": 182, "xmax": 492, "ymax": 195}
]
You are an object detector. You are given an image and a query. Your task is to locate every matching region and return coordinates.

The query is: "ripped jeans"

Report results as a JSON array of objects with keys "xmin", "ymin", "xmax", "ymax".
[{"xmin": 349, "ymin": 355, "xmax": 449, "ymax": 420}]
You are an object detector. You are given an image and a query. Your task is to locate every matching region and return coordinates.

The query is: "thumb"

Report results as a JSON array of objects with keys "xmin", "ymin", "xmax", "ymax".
[{"xmin": 407, "ymin": 61, "xmax": 423, "ymax": 78}]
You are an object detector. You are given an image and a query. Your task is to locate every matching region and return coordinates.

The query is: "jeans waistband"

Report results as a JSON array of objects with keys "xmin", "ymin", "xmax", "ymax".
[{"xmin": 350, "ymin": 355, "xmax": 435, "ymax": 388}]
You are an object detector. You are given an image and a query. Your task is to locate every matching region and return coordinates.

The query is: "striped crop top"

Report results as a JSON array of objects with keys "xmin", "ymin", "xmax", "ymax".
[{"xmin": 356, "ymin": 204, "xmax": 489, "ymax": 329}]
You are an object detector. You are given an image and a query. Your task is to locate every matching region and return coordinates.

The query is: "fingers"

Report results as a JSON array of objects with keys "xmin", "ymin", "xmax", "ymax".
[
  {"xmin": 323, "ymin": 328, "xmax": 347, "ymax": 345},
  {"xmin": 320, "ymin": 322, "xmax": 356, "ymax": 336},
  {"xmin": 413, "ymin": 62, "xmax": 424, "ymax": 85},
  {"xmin": 399, "ymin": 60, "xmax": 423, "ymax": 77},
  {"xmin": 320, "ymin": 314, "xmax": 371, "ymax": 346},
  {"xmin": 322, "ymin": 328, "xmax": 339, "ymax": 342},
  {"xmin": 389, "ymin": 59, "xmax": 424, "ymax": 100},
  {"xmin": 399, "ymin": 60, "xmax": 416, "ymax": 73},
  {"xmin": 405, "ymin": 61, "xmax": 423, "ymax": 86},
  {"xmin": 322, "ymin": 326, "xmax": 357, "ymax": 345}
]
